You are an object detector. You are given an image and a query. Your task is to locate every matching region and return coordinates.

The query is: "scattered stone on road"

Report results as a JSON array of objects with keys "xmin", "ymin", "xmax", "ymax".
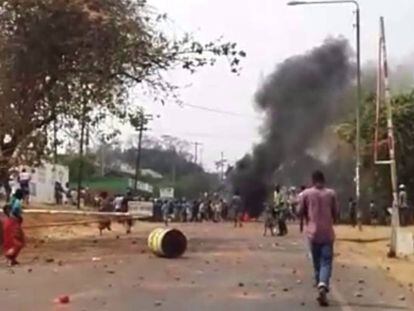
[{"xmin": 354, "ymin": 292, "xmax": 363, "ymax": 298}]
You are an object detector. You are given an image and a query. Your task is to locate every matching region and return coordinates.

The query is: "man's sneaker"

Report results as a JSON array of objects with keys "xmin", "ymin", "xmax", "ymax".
[{"xmin": 317, "ymin": 284, "xmax": 329, "ymax": 307}]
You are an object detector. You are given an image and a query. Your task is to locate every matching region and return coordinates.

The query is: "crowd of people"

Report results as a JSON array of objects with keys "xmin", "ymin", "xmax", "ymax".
[
  {"xmin": 154, "ymin": 194, "xmax": 236, "ymax": 226},
  {"xmin": 347, "ymin": 183, "xmax": 413, "ymax": 227},
  {"xmin": 262, "ymin": 185, "xmax": 306, "ymax": 237},
  {"xmin": 96, "ymin": 191, "xmax": 133, "ymax": 235}
]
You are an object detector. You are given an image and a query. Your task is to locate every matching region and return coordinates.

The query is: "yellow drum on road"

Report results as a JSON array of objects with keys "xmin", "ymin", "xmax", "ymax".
[{"xmin": 147, "ymin": 228, "xmax": 187, "ymax": 258}]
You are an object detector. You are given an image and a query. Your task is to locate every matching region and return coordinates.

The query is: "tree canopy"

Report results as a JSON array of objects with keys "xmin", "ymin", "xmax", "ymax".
[
  {"xmin": 0, "ymin": 0, "xmax": 245, "ymax": 183},
  {"xmin": 336, "ymin": 90, "xmax": 414, "ymax": 207}
]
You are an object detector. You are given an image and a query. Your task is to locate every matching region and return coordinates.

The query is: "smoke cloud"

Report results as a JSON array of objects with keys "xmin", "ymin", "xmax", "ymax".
[{"xmin": 231, "ymin": 38, "xmax": 353, "ymax": 216}]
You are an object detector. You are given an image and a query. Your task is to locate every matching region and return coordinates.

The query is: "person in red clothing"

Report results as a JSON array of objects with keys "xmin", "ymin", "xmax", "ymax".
[
  {"xmin": 2, "ymin": 189, "xmax": 25, "ymax": 266},
  {"xmin": 299, "ymin": 170, "xmax": 338, "ymax": 307}
]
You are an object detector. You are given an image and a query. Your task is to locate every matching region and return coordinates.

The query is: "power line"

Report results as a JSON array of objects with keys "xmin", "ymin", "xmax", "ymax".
[{"xmin": 180, "ymin": 103, "xmax": 260, "ymax": 119}]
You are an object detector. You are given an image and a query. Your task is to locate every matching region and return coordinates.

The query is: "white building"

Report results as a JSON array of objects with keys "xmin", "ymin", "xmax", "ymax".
[{"xmin": 9, "ymin": 163, "xmax": 69, "ymax": 204}]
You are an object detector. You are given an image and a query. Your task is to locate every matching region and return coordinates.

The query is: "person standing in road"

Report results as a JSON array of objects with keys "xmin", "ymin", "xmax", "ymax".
[
  {"xmin": 398, "ymin": 184, "xmax": 409, "ymax": 226},
  {"xmin": 299, "ymin": 170, "xmax": 338, "ymax": 307},
  {"xmin": 18, "ymin": 168, "xmax": 31, "ymax": 205},
  {"xmin": 348, "ymin": 197, "xmax": 356, "ymax": 227},
  {"xmin": 232, "ymin": 191, "xmax": 243, "ymax": 228},
  {"xmin": 274, "ymin": 185, "xmax": 288, "ymax": 236},
  {"xmin": 2, "ymin": 189, "xmax": 25, "ymax": 266}
]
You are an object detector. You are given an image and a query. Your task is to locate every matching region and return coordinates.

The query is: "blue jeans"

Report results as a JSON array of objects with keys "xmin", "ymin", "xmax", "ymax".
[{"xmin": 310, "ymin": 241, "xmax": 334, "ymax": 289}]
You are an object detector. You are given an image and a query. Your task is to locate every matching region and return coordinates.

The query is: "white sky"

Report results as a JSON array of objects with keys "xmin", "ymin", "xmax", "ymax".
[{"xmin": 130, "ymin": 0, "xmax": 414, "ymax": 171}]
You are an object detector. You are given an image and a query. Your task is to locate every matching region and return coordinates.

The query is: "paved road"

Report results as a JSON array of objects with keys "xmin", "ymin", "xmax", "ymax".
[{"xmin": 0, "ymin": 222, "xmax": 413, "ymax": 310}]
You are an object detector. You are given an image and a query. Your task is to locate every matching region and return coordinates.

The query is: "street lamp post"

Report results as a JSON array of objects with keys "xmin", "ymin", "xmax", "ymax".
[{"xmin": 288, "ymin": 0, "xmax": 362, "ymax": 230}]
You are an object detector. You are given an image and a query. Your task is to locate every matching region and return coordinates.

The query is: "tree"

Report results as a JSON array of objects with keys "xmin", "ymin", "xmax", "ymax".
[
  {"xmin": 336, "ymin": 90, "xmax": 414, "ymax": 211},
  {"xmin": 0, "ymin": 0, "xmax": 246, "ymax": 190}
]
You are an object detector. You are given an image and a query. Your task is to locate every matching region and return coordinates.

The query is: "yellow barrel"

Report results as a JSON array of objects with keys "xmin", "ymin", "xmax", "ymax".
[{"xmin": 148, "ymin": 228, "xmax": 187, "ymax": 258}]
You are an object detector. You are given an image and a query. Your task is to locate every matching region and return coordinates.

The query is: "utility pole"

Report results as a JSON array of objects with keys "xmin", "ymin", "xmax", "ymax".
[
  {"xmin": 193, "ymin": 142, "xmax": 202, "ymax": 164},
  {"xmin": 355, "ymin": 3, "xmax": 363, "ymax": 231},
  {"xmin": 76, "ymin": 101, "xmax": 88, "ymax": 210},
  {"xmin": 134, "ymin": 121, "xmax": 144, "ymax": 191},
  {"xmin": 215, "ymin": 152, "xmax": 227, "ymax": 182},
  {"xmin": 133, "ymin": 112, "xmax": 153, "ymax": 192},
  {"xmin": 374, "ymin": 17, "xmax": 399, "ymax": 257},
  {"xmin": 288, "ymin": 0, "xmax": 362, "ymax": 229},
  {"xmin": 199, "ymin": 146, "xmax": 204, "ymax": 169}
]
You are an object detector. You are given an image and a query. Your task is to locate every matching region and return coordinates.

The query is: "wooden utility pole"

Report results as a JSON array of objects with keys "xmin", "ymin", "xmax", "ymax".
[
  {"xmin": 133, "ymin": 113, "xmax": 153, "ymax": 191},
  {"xmin": 215, "ymin": 152, "xmax": 227, "ymax": 182},
  {"xmin": 134, "ymin": 120, "xmax": 144, "ymax": 191}
]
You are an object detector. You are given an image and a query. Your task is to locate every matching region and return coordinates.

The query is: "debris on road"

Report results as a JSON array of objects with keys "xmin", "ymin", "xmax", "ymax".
[
  {"xmin": 154, "ymin": 300, "xmax": 163, "ymax": 307},
  {"xmin": 354, "ymin": 292, "xmax": 363, "ymax": 298},
  {"xmin": 238, "ymin": 282, "xmax": 245, "ymax": 287},
  {"xmin": 398, "ymin": 295, "xmax": 406, "ymax": 301},
  {"xmin": 92, "ymin": 257, "xmax": 102, "ymax": 262},
  {"xmin": 54, "ymin": 295, "xmax": 70, "ymax": 304}
]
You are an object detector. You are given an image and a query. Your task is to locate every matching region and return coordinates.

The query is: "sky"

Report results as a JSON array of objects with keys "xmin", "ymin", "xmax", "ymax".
[{"xmin": 131, "ymin": 0, "xmax": 414, "ymax": 172}]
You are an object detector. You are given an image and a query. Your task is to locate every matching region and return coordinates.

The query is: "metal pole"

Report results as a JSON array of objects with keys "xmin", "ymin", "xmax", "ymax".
[
  {"xmin": 288, "ymin": 0, "xmax": 362, "ymax": 229},
  {"xmin": 355, "ymin": 6, "xmax": 362, "ymax": 231},
  {"xmin": 380, "ymin": 16, "xmax": 400, "ymax": 257}
]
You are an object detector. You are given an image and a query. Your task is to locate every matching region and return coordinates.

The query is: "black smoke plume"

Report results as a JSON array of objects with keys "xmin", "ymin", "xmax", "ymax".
[{"xmin": 231, "ymin": 38, "xmax": 353, "ymax": 216}]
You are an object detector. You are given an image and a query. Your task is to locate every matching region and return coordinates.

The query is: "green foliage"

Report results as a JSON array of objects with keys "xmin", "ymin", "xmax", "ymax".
[
  {"xmin": 0, "ymin": 0, "xmax": 245, "ymax": 176},
  {"xmin": 60, "ymin": 155, "xmax": 97, "ymax": 182},
  {"xmin": 173, "ymin": 172, "xmax": 217, "ymax": 199},
  {"xmin": 336, "ymin": 90, "xmax": 414, "ymax": 203}
]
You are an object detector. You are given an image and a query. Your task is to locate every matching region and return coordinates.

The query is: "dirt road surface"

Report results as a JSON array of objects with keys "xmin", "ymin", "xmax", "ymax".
[{"xmin": 1, "ymin": 221, "xmax": 413, "ymax": 310}]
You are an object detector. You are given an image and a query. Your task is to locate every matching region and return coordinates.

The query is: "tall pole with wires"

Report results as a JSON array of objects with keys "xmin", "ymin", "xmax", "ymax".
[
  {"xmin": 133, "ymin": 113, "xmax": 153, "ymax": 192},
  {"xmin": 373, "ymin": 17, "xmax": 399, "ymax": 257}
]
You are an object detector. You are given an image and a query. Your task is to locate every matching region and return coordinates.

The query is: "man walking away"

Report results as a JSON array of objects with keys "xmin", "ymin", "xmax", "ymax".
[{"xmin": 299, "ymin": 170, "xmax": 338, "ymax": 307}]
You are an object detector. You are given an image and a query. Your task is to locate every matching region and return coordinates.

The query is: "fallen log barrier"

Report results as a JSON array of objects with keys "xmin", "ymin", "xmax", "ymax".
[
  {"xmin": 147, "ymin": 228, "xmax": 187, "ymax": 258},
  {"xmin": 24, "ymin": 209, "xmax": 134, "ymax": 217}
]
